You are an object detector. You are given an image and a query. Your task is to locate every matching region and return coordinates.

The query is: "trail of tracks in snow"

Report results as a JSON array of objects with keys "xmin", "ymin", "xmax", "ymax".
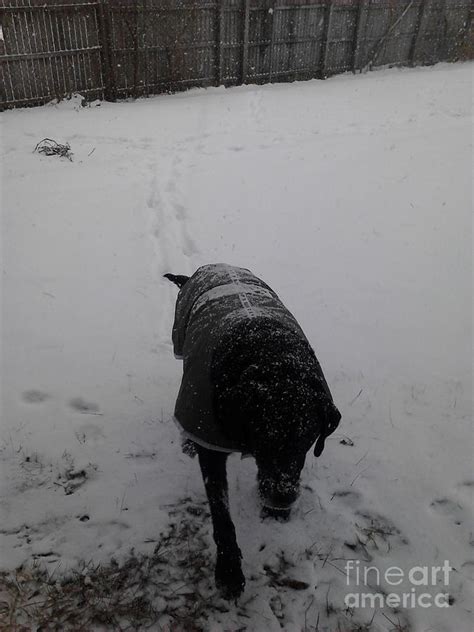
[{"xmin": 146, "ymin": 137, "xmax": 200, "ymax": 342}]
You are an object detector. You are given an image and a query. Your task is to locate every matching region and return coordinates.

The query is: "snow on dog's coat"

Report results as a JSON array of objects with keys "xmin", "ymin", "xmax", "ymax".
[{"xmin": 171, "ymin": 263, "xmax": 338, "ymax": 454}]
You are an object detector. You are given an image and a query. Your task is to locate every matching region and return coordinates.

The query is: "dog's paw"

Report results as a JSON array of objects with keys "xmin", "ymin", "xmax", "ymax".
[
  {"xmin": 215, "ymin": 554, "xmax": 245, "ymax": 599},
  {"xmin": 181, "ymin": 438, "xmax": 197, "ymax": 458}
]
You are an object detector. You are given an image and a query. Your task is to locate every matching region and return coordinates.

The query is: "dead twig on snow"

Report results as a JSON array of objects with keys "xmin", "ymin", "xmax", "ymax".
[{"xmin": 34, "ymin": 138, "xmax": 73, "ymax": 161}]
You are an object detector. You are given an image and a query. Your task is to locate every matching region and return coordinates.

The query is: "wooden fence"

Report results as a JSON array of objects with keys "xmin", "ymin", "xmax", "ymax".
[{"xmin": 1, "ymin": 0, "xmax": 472, "ymax": 109}]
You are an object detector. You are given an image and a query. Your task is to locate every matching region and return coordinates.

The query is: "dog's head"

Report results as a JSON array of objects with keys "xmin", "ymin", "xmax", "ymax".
[{"xmin": 226, "ymin": 362, "xmax": 341, "ymax": 520}]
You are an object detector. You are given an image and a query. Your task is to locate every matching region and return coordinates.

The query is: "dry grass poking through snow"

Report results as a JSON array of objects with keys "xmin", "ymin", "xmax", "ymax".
[
  {"xmin": 0, "ymin": 496, "xmax": 412, "ymax": 632},
  {"xmin": 0, "ymin": 498, "xmax": 219, "ymax": 631}
]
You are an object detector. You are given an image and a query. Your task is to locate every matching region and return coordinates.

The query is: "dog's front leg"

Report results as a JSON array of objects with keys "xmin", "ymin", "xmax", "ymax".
[{"xmin": 197, "ymin": 446, "xmax": 245, "ymax": 598}]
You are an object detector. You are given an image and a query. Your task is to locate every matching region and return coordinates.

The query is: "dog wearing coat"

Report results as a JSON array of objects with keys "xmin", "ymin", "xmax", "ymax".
[{"xmin": 165, "ymin": 264, "xmax": 341, "ymax": 598}]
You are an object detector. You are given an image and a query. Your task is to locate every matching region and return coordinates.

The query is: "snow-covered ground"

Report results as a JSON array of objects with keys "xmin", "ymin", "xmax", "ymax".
[{"xmin": 1, "ymin": 63, "xmax": 472, "ymax": 631}]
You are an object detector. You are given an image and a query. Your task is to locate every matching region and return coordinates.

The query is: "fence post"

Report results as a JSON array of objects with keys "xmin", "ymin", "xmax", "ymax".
[
  {"xmin": 321, "ymin": 0, "xmax": 334, "ymax": 79},
  {"xmin": 409, "ymin": 0, "xmax": 428, "ymax": 66},
  {"xmin": 142, "ymin": 0, "xmax": 149, "ymax": 95},
  {"xmin": 241, "ymin": 0, "xmax": 250, "ymax": 84},
  {"xmin": 268, "ymin": 2, "xmax": 276, "ymax": 82},
  {"xmin": 97, "ymin": 0, "xmax": 116, "ymax": 101},
  {"xmin": 216, "ymin": 0, "xmax": 224, "ymax": 85},
  {"xmin": 287, "ymin": 6, "xmax": 298, "ymax": 81},
  {"xmin": 461, "ymin": 4, "xmax": 473, "ymax": 59},
  {"xmin": 435, "ymin": 0, "xmax": 448, "ymax": 61},
  {"xmin": 319, "ymin": 0, "xmax": 334, "ymax": 79},
  {"xmin": 352, "ymin": 0, "xmax": 369, "ymax": 73}
]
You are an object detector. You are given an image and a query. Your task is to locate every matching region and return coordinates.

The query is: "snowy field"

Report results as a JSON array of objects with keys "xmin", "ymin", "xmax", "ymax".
[{"xmin": 1, "ymin": 63, "xmax": 472, "ymax": 631}]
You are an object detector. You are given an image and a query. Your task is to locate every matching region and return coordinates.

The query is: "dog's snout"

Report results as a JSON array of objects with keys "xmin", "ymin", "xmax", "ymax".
[{"xmin": 258, "ymin": 472, "xmax": 300, "ymax": 516}]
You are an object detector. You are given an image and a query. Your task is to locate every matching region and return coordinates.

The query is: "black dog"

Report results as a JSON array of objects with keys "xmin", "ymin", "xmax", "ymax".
[{"xmin": 165, "ymin": 264, "xmax": 341, "ymax": 598}]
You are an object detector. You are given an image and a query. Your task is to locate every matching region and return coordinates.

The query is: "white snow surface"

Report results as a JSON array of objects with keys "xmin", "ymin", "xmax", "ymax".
[{"xmin": 1, "ymin": 64, "xmax": 473, "ymax": 631}]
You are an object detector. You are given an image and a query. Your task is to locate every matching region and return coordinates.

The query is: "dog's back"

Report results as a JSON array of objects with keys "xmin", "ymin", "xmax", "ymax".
[
  {"xmin": 167, "ymin": 263, "xmax": 339, "ymax": 455},
  {"xmin": 212, "ymin": 316, "xmax": 335, "ymax": 450},
  {"xmin": 170, "ymin": 264, "xmax": 310, "ymax": 452}
]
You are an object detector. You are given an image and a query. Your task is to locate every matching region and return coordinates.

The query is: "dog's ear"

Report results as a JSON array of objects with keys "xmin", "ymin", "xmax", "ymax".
[
  {"xmin": 163, "ymin": 273, "xmax": 190, "ymax": 289},
  {"xmin": 314, "ymin": 401, "xmax": 341, "ymax": 457}
]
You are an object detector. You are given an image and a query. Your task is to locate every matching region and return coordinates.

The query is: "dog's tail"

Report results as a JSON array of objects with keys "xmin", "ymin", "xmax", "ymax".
[{"xmin": 163, "ymin": 273, "xmax": 190, "ymax": 289}]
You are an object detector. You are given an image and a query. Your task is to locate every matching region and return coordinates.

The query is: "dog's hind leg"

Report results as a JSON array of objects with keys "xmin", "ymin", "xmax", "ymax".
[{"xmin": 197, "ymin": 446, "xmax": 245, "ymax": 598}]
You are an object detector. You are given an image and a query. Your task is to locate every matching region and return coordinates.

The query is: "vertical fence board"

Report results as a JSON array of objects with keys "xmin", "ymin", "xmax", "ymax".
[
  {"xmin": 321, "ymin": 0, "xmax": 335, "ymax": 77},
  {"xmin": 97, "ymin": 0, "xmax": 114, "ymax": 99},
  {"xmin": 318, "ymin": 0, "xmax": 331, "ymax": 79},
  {"xmin": 268, "ymin": 4, "xmax": 275, "ymax": 82},
  {"xmin": 409, "ymin": 0, "xmax": 427, "ymax": 64},
  {"xmin": 242, "ymin": 0, "xmax": 250, "ymax": 83},
  {"xmin": 216, "ymin": 0, "xmax": 223, "ymax": 84}
]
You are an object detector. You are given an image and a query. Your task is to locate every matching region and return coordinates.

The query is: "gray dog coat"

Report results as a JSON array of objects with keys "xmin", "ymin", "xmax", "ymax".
[{"xmin": 171, "ymin": 263, "xmax": 338, "ymax": 453}]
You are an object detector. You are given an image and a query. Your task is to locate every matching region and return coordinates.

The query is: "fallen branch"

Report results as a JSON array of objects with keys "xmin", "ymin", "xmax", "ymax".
[{"xmin": 34, "ymin": 138, "xmax": 73, "ymax": 162}]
